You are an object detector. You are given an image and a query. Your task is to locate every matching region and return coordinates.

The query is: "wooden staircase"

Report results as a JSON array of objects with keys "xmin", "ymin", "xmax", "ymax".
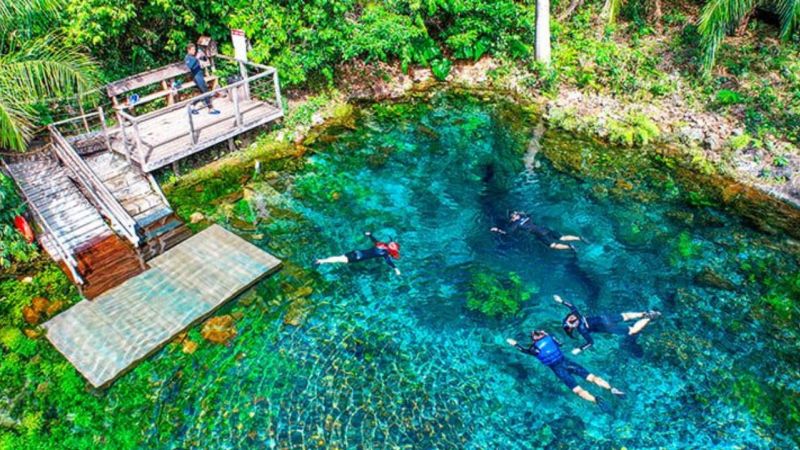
[
  {"xmin": 2, "ymin": 151, "xmax": 144, "ymax": 298},
  {"xmin": 83, "ymin": 151, "xmax": 191, "ymax": 259}
]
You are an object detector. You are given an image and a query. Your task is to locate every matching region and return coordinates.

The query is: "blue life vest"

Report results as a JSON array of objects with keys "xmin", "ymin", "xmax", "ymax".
[{"xmin": 534, "ymin": 336, "xmax": 564, "ymax": 366}]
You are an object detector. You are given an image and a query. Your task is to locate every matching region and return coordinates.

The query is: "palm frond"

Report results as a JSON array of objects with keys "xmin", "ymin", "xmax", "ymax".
[
  {"xmin": 0, "ymin": 34, "xmax": 97, "ymax": 151},
  {"xmin": 0, "ymin": 0, "xmax": 63, "ymax": 36},
  {"xmin": 775, "ymin": 0, "xmax": 800, "ymax": 39},
  {"xmin": 697, "ymin": 0, "xmax": 757, "ymax": 74},
  {"xmin": 0, "ymin": 36, "xmax": 97, "ymax": 100},
  {"xmin": 0, "ymin": 97, "xmax": 34, "ymax": 151}
]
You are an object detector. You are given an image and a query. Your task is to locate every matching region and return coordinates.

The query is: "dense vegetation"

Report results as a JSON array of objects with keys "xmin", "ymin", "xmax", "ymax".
[{"xmin": 1, "ymin": 0, "xmax": 800, "ymax": 447}]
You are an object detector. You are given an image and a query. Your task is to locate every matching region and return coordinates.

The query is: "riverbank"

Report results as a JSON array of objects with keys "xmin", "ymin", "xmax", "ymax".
[{"xmin": 332, "ymin": 55, "xmax": 800, "ymax": 212}]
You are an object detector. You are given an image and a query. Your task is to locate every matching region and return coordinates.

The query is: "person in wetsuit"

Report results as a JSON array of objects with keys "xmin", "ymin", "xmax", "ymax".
[
  {"xmin": 314, "ymin": 232, "xmax": 401, "ymax": 275},
  {"xmin": 185, "ymin": 43, "xmax": 220, "ymax": 115},
  {"xmin": 506, "ymin": 330, "xmax": 624, "ymax": 411},
  {"xmin": 554, "ymin": 295, "xmax": 660, "ymax": 358},
  {"xmin": 490, "ymin": 211, "xmax": 584, "ymax": 251}
]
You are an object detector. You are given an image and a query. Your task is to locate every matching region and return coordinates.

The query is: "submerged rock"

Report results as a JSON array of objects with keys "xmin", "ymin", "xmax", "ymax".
[
  {"xmin": 693, "ymin": 267, "xmax": 737, "ymax": 291},
  {"xmin": 201, "ymin": 315, "xmax": 237, "ymax": 344},
  {"xmin": 31, "ymin": 297, "xmax": 50, "ymax": 314},
  {"xmin": 182, "ymin": 339, "xmax": 198, "ymax": 354},
  {"xmin": 22, "ymin": 307, "xmax": 40, "ymax": 325},
  {"xmin": 190, "ymin": 212, "xmax": 205, "ymax": 224}
]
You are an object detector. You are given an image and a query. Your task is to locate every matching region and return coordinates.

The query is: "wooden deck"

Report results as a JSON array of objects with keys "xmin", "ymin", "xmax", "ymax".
[
  {"xmin": 110, "ymin": 96, "xmax": 283, "ymax": 172},
  {"xmin": 43, "ymin": 225, "xmax": 282, "ymax": 388},
  {"xmin": 3, "ymin": 152, "xmax": 113, "ymax": 258}
]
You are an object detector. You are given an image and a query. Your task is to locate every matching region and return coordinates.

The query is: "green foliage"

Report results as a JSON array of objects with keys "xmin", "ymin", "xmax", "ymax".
[
  {"xmin": 728, "ymin": 133, "xmax": 759, "ymax": 151},
  {"xmin": 715, "ymin": 89, "xmax": 743, "ymax": 105},
  {"xmin": 697, "ymin": 0, "xmax": 800, "ymax": 74},
  {"xmin": 760, "ymin": 272, "xmax": 800, "ymax": 323},
  {"xmin": 466, "ymin": 270, "xmax": 535, "ymax": 319},
  {"xmin": 431, "ymin": 58, "xmax": 453, "ymax": 81},
  {"xmin": 607, "ymin": 112, "xmax": 660, "ymax": 147},
  {"xmin": 0, "ymin": 173, "xmax": 37, "ymax": 268},
  {"xmin": 0, "ymin": 1, "xmax": 97, "ymax": 151},
  {"xmin": 669, "ymin": 231, "xmax": 700, "ymax": 265}
]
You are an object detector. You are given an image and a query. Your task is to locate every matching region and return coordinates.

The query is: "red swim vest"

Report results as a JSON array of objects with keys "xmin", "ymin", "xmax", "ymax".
[
  {"xmin": 14, "ymin": 215, "xmax": 35, "ymax": 243},
  {"xmin": 375, "ymin": 241, "xmax": 400, "ymax": 259}
]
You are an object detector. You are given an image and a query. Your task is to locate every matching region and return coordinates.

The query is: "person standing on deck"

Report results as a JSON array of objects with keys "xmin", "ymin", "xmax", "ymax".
[
  {"xmin": 185, "ymin": 43, "xmax": 220, "ymax": 115},
  {"xmin": 553, "ymin": 294, "xmax": 661, "ymax": 358},
  {"xmin": 506, "ymin": 330, "xmax": 625, "ymax": 412},
  {"xmin": 315, "ymin": 232, "xmax": 401, "ymax": 276},
  {"xmin": 490, "ymin": 211, "xmax": 584, "ymax": 251}
]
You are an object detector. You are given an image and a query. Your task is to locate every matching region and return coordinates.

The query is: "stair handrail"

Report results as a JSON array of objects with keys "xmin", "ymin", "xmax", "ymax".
[
  {"xmin": 0, "ymin": 156, "xmax": 84, "ymax": 285},
  {"xmin": 49, "ymin": 125, "xmax": 141, "ymax": 247}
]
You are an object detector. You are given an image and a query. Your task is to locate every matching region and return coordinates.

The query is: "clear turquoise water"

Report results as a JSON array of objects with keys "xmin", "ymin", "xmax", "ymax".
[{"xmin": 150, "ymin": 93, "xmax": 799, "ymax": 448}]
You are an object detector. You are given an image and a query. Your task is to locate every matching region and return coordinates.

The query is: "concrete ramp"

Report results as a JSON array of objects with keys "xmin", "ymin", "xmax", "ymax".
[{"xmin": 43, "ymin": 225, "xmax": 282, "ymax": 388}]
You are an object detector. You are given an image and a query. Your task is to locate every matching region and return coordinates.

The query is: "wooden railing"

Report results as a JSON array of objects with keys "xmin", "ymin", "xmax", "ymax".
[
  {"xmin": 113, "ymin": 59, "xmax": 283, "ymax": 170},
  {"xmin": 0, "ymin": 157, "xmax": 84, "ymax": 285},
  {"xmin": 49, "ymin": 123, "xmax": 141, "ymax": 247}
]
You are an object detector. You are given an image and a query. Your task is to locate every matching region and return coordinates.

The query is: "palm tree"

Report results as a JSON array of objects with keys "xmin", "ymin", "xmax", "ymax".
[
  {"xmin": 698, "ymin": 0, "xmax": 800, "ymax": 74},
  {"xmin": 0, "ymin": 0, "xmax": 97, "ymax": 151}
]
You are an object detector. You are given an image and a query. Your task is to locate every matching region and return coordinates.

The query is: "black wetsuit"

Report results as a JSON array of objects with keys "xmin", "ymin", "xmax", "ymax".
[
  {"xmin": 344, "ymin": 234, "xmax": 397, "ymax": 270},
  {"xmin": 185, "ymin": 53, "xmax": 212, "ymax": 109},
  {"xmin": 506, "ymin": 215, "xmax": 563, "ymax": 247},
  {"xmin": 563, "ymin": 301, "xmax": 643, "ymax": 357},
  {"xmin": 514, "ymin": 336, "xmax": 590, "ymax": 389}
]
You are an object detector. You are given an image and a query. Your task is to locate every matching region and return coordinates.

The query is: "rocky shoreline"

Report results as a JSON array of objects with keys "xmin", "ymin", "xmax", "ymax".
[{"xmin": 333, "ymin": 57, "xmax": 800, "ymax": 210}]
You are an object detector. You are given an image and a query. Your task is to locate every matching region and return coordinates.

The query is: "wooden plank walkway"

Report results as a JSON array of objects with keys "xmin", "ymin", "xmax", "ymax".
[
  {"xmin": 110, "ymin": 97, "xmax": 283, "ymax": 172},
  {"xmin": 43, "ymin": 225, "xmax": 282, "ymax": 388}
]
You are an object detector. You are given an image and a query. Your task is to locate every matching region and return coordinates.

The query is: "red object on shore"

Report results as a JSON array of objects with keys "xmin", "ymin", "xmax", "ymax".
[{"xmin": 14, "ymin": 215, "xmax": 35, "ymax": 243}]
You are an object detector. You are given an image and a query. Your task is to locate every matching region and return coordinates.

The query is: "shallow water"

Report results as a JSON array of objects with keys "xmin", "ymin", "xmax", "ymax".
[{"xmin": 150, "ymin": 92, "xmax": 799, "ymax": 448}]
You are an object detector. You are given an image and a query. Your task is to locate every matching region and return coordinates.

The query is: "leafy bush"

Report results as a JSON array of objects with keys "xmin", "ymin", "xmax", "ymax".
[
  {"xmin": 431, "ymin": 58, "xmax": 453, "ymax": 81},
  {"xmin": 607, "ymin": 112, "xmax": 660, "ymax": 147},
  {"xmin": 466, "ymin": 270, "xmax": 536, "ymax": 319},
  {"xmin": 0, "ymin": 173, "xmax": 37, "ymax": 269},
  {"xmin": 715, "ymin": 89, "xmax": 743, "ymax": 106}
]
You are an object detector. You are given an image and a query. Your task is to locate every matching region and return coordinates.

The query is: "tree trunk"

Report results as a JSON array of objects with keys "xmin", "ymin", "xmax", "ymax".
[
  {"xmin": 734, "ymin": 10, "xmax": 754, "ymax": 36},
  {"xmin": 558, "ymin": 0, "xmax": 584, "ymax": 21},
  {"xmin": 535, "ymin": 0, "xmax": 551, "ymax": 65},
  {"xmin": 650, "ymin": 0, "xmax": 663, "ymax": 32}
]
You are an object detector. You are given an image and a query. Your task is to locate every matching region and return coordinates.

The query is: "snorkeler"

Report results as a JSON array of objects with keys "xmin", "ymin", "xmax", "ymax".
[
  {"xmin": 315, "ymin": 231, "xmax": 401, "ymax": 275},
  {"xmin": 490, "ymin": 211, "xmax": 584, "ymax": 251},
  {"xmin": 506, "ymin": 330, "xmax": 624, "ymax": 412},
  {"xmin": 554, "ymin": 295, "xmax": 661, "ymax": 357}
]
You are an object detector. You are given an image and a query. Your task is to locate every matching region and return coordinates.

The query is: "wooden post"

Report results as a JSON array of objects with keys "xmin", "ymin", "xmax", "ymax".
[
  {"xmin": 187, "ymin": 107, "xmax": 197, "ymax": 145},
  {"xmin": 232, "ymin": 86, "xmax": 242, "ymax": 128},
  {"xmin": 272, "ymin": 70, "xmax": 283, "ymax": 112},
  {"xmin": 163, "ymin": 80, "xmax": 174, "ymax": 105},
  {"xmin": 97, "ymin": 107, "xmax": 114, "ymax": 154},
  {"xmin": 239, "ymin": 61, "xmax": 250, "ymax": 101},
  {"xmin": 172, "ymin": 161, "xmax": 180, "ymax": 176},
  {"xmin": 132, "ymin": 120, "xmax": 146, "ymax": 166},
  {"xmin": 78, "ymin": 93, "xmax": 91, "ymax": 133},
  {"xmin": 118, "ymin": 113, "xmax": 132, "ymax": 162},
  {"xmin": 227, "ymin": 138, "xmax": 236, "ymax": 152}
]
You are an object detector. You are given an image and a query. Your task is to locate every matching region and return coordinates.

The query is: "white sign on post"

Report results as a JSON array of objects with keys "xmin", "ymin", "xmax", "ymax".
[{"xmin": 231, "ymin": 29, "xmax": 247, "ymax": 62}]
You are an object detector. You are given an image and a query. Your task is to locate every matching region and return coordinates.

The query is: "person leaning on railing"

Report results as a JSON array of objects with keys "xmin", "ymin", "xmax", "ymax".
[{"xmin": 185, "ymin": 43, "xmax": 220, "ymax": 115}]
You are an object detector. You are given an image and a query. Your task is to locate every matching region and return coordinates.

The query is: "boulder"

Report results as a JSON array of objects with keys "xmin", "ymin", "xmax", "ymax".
[
  {"xmin": 182, "ymin": 339, "xmax": 198, "ymax": 354},
  {"xmin": 45, "ymin": 300, "xmax": 64, "ymax": 317},
  {"xmin": 693, "ymin": 267, "xmax": 737, "ymax": 291},
  {"xmin": 31, "ymin": 297, "xmax": 50, "ymax": 314},
  {"xmin": 22, "ymin": 307, "xmax": 40, "ymax": 325},
  {"xmin": 190, "ymin": 212, "xmax": 205, "ymax": 224},
  {"xmin": 201, "ymin": 315, "xmax": 237, "ymax": 344}
]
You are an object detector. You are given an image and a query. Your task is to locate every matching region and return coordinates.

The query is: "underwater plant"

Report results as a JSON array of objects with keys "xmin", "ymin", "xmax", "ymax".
[{"xmin": 466, "ymin": 270, "xmax": 536, "ymax": 319}]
